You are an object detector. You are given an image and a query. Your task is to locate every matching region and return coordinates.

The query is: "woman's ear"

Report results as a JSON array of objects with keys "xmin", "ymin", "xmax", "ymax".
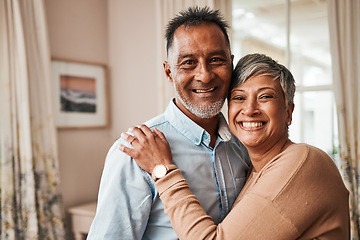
[
  {"xmin": 163, "ymin": 61, "xmax": 173, "ymax": 85},
  {"xmin": 286, "ymin": 103, "xmax": 295, "ymax": 125}
]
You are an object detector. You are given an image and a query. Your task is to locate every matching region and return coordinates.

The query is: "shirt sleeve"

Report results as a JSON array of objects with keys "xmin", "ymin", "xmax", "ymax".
[
  {"xmin": 155, "ymin": 169, "xmax": 300, "ymax": 240},
  {"xmin": 87, "ymin": 139, "xmax": 153, "ymax": 240}
]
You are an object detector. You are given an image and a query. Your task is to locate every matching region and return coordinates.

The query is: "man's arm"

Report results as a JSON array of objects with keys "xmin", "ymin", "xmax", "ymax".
[{"xmin": 87, "ymin": 139, "xmax": 153, "ymax": 240}]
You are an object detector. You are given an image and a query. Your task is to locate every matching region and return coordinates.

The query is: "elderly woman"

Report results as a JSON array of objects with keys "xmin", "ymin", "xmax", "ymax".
[{"xmin": 119, "ymin": 53, "xmax": 350, "ymax": 239}]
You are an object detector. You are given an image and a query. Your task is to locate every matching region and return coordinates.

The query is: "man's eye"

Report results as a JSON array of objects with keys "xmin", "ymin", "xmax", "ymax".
[
  {"xmin": 210, "ymin": 58, "xmax": 223, "ymax": 63},
  {"xmin": 183, "ymin": 60, "xmax": 194, "ymax": 65},
  {"xmin": 178, "ymin": 60, "xmax": 196, "ymax": 70}
]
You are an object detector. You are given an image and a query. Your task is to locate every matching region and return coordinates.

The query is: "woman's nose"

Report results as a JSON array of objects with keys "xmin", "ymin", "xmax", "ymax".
[{"xmin": 241, "ymin": 99, "xmax": 260, "ymax": 116}]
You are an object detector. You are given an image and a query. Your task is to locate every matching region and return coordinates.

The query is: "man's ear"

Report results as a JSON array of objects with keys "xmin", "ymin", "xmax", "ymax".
[
  {"xmin": 231, "ymin": 54, "xmax": 234, "ymax": 69},
  {"xmin": 163, "ymin": 61, "xmax": 173, "ymax": 85}
]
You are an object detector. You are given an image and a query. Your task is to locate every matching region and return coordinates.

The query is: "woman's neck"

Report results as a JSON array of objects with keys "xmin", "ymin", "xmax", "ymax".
[{"xmin": 247, "ymin": 137, "xmax": 292, "ymax": 172}]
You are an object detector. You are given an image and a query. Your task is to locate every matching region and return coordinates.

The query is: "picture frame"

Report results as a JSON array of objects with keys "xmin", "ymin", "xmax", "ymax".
[{"xmin": 51, "ymin": 59, "xmax": 108, "ymax": 128}]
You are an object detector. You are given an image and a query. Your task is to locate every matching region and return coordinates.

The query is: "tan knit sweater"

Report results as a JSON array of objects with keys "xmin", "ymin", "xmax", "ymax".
[{"xmin": 156, "ymin": 143, "xmax": 350, "ymax": 239}]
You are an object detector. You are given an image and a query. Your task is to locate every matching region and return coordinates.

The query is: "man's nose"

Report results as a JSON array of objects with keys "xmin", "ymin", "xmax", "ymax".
[{"xmin": 194, "ymin": 62, "xmax": 213, "ymax": 83}]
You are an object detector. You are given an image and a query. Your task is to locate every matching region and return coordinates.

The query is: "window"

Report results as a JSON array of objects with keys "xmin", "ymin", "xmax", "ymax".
[{"xmin": 231, "ymin": 0, "xmax": 339, "ymax": 162}]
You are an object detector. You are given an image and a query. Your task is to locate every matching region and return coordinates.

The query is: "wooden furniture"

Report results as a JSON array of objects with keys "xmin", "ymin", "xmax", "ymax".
[{"xmin": 68, "ymin": 202, "xmax": 97, "ymax": 240}]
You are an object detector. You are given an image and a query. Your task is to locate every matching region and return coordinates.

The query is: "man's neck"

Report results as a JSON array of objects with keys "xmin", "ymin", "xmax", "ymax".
[
  {"xmin": 196, "ymin": 116, "xmax": 219, "ymax": 148},
  {"xmin": 173, "ymin": 99, "xmax": 219, "ymax": 148}
]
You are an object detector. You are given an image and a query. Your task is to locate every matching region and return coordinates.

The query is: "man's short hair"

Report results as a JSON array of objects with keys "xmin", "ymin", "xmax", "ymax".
[{"xmin": 165, "ymin": 6, "xmax": 230, "ymax": 56}]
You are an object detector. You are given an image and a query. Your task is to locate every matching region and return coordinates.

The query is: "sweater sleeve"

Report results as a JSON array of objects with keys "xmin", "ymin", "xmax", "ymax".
[
  {"xmin": 156, "ymin": 144, "xmax": 350, "ymax": 239},
  {"xmin": 156, "ymin": 169, "xmax": 299, "ymax": 240}
]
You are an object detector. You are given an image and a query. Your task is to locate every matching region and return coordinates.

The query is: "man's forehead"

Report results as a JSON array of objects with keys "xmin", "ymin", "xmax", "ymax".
[
  {"xmin": 167, "ymin": 44, "xmax": 230, "ymax": 64},
  {"xmin": 168, "ymin": 24, "xmax": 230, "ymax": 57},
  {"xmin": 173, "ymin": 22, "xmax": 224, "ymax": 39}
]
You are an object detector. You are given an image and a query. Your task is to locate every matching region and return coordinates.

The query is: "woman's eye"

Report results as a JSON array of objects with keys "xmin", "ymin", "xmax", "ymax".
[
  {"xmin": 259, "ymin": 94, "xmax": 274, "ymax": 100},
  {"xmin": 232, "ymin": 96, "xmax": 245, "ymax": 101}
]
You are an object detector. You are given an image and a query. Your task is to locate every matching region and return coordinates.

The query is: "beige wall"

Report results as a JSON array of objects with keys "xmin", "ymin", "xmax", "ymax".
[
  {"xmin": 108, "ymin": 0, "xmax": 158, "ymax": 139},
  {"xmin": 45, "ymin": 0, "xmax": 159, "ymax": 235}
]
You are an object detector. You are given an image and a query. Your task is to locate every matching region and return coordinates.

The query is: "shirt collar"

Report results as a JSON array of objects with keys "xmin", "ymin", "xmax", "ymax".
[
  {"xmin": 217, "ymin": 113, "xmax": 232, "ymax": 142},
  {"xmin": 164, "ymin": 99, "xmax": 233, "ymax": 145}
]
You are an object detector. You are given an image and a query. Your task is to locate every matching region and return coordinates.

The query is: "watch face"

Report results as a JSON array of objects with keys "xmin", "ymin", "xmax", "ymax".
[{"xmin": 154, "ymin": 165, "xmax": 167, "ymax": 178}]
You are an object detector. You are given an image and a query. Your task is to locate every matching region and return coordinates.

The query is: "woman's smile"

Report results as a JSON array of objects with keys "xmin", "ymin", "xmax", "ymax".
[
  {"xmin": 229, "ymin": 75, "xmax": 292, "ymax": 150},
  {"xmin": 240, "ymin": 121, "xmax": 266, "ymax": 129}
]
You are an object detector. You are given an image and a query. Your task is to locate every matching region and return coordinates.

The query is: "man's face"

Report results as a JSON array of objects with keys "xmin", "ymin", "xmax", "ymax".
[{"xmin": 164, "ymin": 23, "xmax": 233, "ymax": 120}]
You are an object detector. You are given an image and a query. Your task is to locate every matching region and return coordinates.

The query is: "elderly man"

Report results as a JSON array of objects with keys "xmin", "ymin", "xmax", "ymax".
[{"xmin": 87, "ymin": 6, "xmax": 250, "ymax": 240}]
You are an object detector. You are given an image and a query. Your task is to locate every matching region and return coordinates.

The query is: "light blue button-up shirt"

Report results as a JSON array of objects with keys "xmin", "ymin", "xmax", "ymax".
[{"xmin": 87, "ymin": 100, "xmax": 250, "ymax": 240}]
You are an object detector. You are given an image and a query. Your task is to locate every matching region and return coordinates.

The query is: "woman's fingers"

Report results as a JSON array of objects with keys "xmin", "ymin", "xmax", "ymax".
[
  {"xmin": 139, "ymin": 124, "xmax": 154, "ymax": 136},
  {"xmin": 128, "ymin": 125, "xmax": 157, "ymax": 145},
  {"xmin": 128, "ymin": 125, "xmax": 154, "ymax": 141},
  {"xmin": 127, "ymin": 126, "xmax": 145, "ymax": 142},
  {"xmin": 119, "ymin": 125, "xmax": 173, "ymax": 174},
  {"xmin": 118, "ymin": 141, "xmax": 137, "ymax": 159},
  {"xmin": 120, "ymin": 125, "xmax": 155, "ymax": 147},
  {"xmin": 154, "ymin": 128, "xmax": 167, "ymax": 143},
  {"xmin": 120, "ymin": 132, "xmax": 137, "ymax": 145}
]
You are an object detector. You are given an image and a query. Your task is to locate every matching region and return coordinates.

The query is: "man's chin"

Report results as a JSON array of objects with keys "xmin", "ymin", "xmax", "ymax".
[
  {"xmin": 175, "ymin": 91, "xmax": 225, "ymax": 118},
  {"xmin": 187, "ymin": 101, "xmax": 225, "ymax": 119}
]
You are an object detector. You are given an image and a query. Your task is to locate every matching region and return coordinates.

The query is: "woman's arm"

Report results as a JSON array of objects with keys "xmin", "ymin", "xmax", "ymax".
[
  {"xmin": 119, "ymin": 125, "xmax": 299, "ymax": 239},
  {"xmin": 155, "ymin": 169, "xmax": 299, "ymax": 240}
]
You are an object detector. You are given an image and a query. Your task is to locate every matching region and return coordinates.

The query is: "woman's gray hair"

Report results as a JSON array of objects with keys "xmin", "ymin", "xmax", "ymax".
[{"xmin": 230, "ymin": 53, "xmax": 296, "ymax": 106}]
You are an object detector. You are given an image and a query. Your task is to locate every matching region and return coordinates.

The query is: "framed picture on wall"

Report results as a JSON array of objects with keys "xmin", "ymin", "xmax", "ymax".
[{"xmin": 51, "ymin": 59, "xmax": 108, "ymax": 128}]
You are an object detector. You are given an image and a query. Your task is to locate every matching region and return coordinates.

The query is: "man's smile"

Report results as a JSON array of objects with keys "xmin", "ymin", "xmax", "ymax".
[{"xmin": 193, "ymin": 87, "xmax": 216, "ymax": 93}]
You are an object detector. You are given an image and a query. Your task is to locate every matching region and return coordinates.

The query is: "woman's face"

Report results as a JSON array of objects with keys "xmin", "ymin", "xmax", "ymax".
[{"xmin": 228, "ymin": 75, "xmax": 294, "ymax": 150}]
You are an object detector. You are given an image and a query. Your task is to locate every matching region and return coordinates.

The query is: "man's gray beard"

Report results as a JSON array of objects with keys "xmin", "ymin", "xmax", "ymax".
[{"xmin": 175, "ymin": 88, "xmax": 224, "ymax": 119}]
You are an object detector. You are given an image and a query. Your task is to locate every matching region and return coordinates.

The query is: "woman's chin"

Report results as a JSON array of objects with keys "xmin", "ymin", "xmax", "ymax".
[{"xmin": 238, "ymin": 138, "xmax": 262, "ymax": 149}]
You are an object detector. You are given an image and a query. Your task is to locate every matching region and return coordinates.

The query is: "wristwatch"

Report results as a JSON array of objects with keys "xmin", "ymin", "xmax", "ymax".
[{"xmin": 152, "ymin": 164, "xmax": 177, "ymax": 181}]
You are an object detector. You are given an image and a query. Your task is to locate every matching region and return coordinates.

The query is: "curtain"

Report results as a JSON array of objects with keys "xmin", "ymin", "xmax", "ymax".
[
  {"xmin": 327, "ymin": 0, "xmax": 360, "ymax": 239},
  {"xmin": 155, "ymin": 0, "xmax": 231, "ymax": 112},
  {"xmin": 0, "ymin": 0, "xmax": 67, "ymax": 239}
]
